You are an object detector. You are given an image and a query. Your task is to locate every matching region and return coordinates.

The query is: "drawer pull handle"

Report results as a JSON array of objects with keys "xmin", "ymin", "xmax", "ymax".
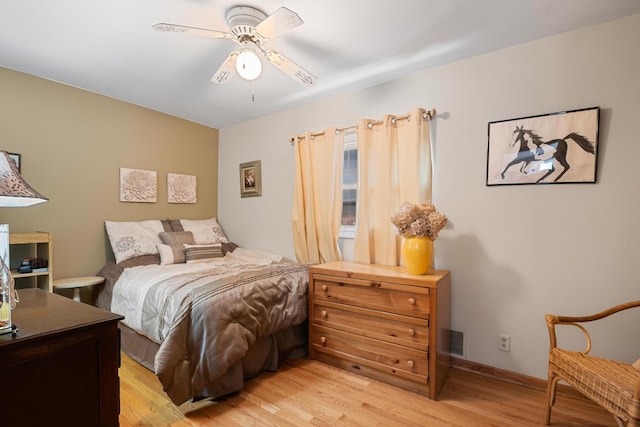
[
  {"xmin": 408, "ymin": 328, "xmax": 415, "ymax": 336},
  {"xmin": 322, "ymin": 285, "xmax": 328, "ymax": 292},
  {"xmin": 408, "ymin": 297, "xmax": 416, "ymax": 305},
  {"xmin": 407, "ymin": 360, "xmax": 414, "ymax": 368},
  {"xmin": 321, "ymin": 310, "xmax": 328, "ymax": 319},
  {"xmin": 320, "ymin": 336, "xmax": 327, "ymax": 345}
]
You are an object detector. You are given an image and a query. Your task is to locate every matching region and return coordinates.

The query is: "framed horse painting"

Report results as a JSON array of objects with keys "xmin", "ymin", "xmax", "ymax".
[{"xmin": 486, "ymin": 107, "xmax": 600, "ymax": 186}]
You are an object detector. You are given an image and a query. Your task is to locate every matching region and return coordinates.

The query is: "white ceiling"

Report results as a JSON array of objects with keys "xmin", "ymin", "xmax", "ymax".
[{"xmin": 2, "ymin": 1, "xmax": 639, "ymax": 129}]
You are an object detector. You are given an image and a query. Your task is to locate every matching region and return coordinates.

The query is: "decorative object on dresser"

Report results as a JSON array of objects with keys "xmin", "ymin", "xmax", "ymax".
[
  {"xmin": 391, "ymin": 201, "xmax": 448, "ymax": 275},
  {"xmin": 0, "ymin": 150, "xmax": 48, "ymax": 335},
  {"xmin": 0, "ymin": 289, "xmax": 123, "ymax": 426},
  {"xmin": 309, "ymin": 261, "xmax": 451, "ymax": 399}
]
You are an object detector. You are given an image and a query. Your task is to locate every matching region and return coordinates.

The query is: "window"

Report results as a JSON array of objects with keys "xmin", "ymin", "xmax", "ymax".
[{"xmin": 340, "ymin": 130, "xmax": 357, "ymax": 238}]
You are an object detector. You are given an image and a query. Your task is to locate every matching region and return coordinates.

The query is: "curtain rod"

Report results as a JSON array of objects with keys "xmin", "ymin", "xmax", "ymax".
[{"xmin": 289, "ymin": 108, "xmax": 436, "ymax": 145}]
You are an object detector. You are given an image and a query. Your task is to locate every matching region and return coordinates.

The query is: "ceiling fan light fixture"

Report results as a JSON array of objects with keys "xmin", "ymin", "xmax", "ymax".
[{"xmin": 236, "ymin": 49, "xmax": 262, "ymax": 81}]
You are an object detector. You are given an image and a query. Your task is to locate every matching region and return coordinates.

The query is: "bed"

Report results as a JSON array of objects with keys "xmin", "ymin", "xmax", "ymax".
[{"xmin": 95, "ymin": 218, "xmax": 309, "ymax": 405}]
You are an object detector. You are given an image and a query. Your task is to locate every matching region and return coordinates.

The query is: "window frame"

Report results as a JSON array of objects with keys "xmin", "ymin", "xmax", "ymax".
[{"xmin": 339, "ymin": 131, "xmax": 357, "ymax": 239}]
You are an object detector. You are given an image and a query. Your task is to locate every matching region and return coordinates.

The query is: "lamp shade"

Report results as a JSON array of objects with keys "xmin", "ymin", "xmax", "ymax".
[
  {"xmin": 0, "ymin": 151, "xmax": 48, "ymax": 207},
  {"xmin": 235, "ymin": 50, "xmax": 262, "ymax": 81}
]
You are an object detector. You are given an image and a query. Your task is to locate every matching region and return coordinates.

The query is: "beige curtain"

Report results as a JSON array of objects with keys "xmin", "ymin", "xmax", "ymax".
[
  {"xmin": 353, "ymin": 107, "xmax": 432, "ymax": 265},
  {"xmin": 291, "ymin": 129, "xmax": 344, "ymax": 264}
]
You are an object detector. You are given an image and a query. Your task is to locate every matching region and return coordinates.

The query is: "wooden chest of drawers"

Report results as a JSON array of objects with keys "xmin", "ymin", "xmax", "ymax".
[{"xmin": 308, "ymin": 261, "xmax": 451, "ymax": 399}]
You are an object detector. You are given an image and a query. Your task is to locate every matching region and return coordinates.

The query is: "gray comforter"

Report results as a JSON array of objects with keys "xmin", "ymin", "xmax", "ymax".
[{"xmin": 110, "ymin": 250, "xmax": 308, "ymax": 405}]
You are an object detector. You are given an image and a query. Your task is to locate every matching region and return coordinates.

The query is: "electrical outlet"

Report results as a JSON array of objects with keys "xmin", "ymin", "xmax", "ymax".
[{"xmin": 499, "ymin": 334, "xmax": 510, "ymax": 352}]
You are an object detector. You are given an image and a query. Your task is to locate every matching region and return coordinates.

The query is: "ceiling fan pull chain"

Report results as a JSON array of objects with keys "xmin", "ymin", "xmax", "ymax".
[{"xmin": 252, "ymin": 79, "xmax": 255, "ymax": 102}]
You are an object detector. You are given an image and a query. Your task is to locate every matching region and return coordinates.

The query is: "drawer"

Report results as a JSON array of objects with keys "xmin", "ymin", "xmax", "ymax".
[
  {"xmin": 313, "ymin": 301, "xmax": 429, "ymax": 350},
  {"xmin": 313, "ymin": 274, "xmax": 429, "ymax": 318},
  {"xmin": 311, "ymin": 324, "xmax": 428, "ymax": 384}
]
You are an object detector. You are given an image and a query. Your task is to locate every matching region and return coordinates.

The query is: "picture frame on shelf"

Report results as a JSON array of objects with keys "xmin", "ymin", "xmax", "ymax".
[
  {"xmin": 486, "ymin": 107, "xmax": 599, "ymax": 186},
  {"xmin": 239, "ymin": 160, "xmax": 262, "ymax": 198}
]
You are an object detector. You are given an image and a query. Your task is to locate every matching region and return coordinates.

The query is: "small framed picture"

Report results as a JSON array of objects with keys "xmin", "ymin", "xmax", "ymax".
[
  {"xmin": 239, "ymin": 160, "xmax": 262, "ymax": 198},
  {"xmin": 8, "ymin": 153, "xmax": 21, "ymax": 173},
  {"xmin": 487, "ymin": 107, "xmax": 599, "ymax": 186}
]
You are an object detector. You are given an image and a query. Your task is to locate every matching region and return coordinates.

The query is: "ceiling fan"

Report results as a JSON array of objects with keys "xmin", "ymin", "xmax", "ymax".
[{"xmin": 153, "ymin": 6, "xmax": 317, "ymax": 86}]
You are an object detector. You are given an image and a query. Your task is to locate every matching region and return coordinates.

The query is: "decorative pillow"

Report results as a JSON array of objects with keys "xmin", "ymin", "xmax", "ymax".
[
  {"xmin": 105, "ymin": 220, "xmax": 165, "ymax": 265},
  {"xmin": 221, "ymin": 242, "xmax": 239, "ymax": 255},
  {"xmin": 157, "ymin": 244, "xmax": 180, "ymax": 265},
  {"xmin": 157, "ymin": 231, "xmax": 195, "ymax": 264},
  {"xmin": 160, "ymin": 219, "xmax": 173, "ymax": 232},
  {"xmin": 184, "ymin": 243, "xmax": 224, "ymax": 263},
  {"xmin": 159, "ymin": 231, "xmax": 195, "ymax": 246},
  {"xmin": 633, "ymin": 358, "xmax": 640, "ymax": 371},
  {"xmin": 178, "ymin": 218, "xmax": 229, "ymax": 244}
]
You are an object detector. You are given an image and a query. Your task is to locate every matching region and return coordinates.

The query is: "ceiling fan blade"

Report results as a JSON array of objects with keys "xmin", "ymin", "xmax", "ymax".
[
  {"xmin": 211, "ymin": 51, "xmax": 239, "ymax": 84},
  {"xmin": 255, "ymin": 7, "xmax": 303, "ymax": 41},
  {"xmin": 153, "ymin": 23, "xmax": 234, "ymax": 40},
  {"xmin": 264, "ymin": 50, "xmax": 317, "ymax": 86}
]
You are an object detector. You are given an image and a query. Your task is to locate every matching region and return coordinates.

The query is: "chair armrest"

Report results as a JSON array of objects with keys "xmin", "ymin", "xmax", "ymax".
[{"xmin": 546, "ymin": 300, "xmax": 640, "ymax": 355}]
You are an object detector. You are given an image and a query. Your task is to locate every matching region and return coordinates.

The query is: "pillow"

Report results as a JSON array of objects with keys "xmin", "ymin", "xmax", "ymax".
[
  {"xmin": 157, "ymin": 231, "xmax": 195, "ymax": 264},
  {"xmin": 221, "ymin": 242, "xmax": 239, "ymax": 255},
  {"xmin": 157, "ymin": 244, "xmax": 181, "ymax": 265},
  {"xmin": 184, "ymin": 243, "xmax": 224, "ymax": 263},
  {"xmin": 117, "ymin": 254, "xmax": 160, "ymax": 269},
  {"xmin": 105, "ymin": 220, "xmax": 165, "ymax": 265},
  {"xmin": 159, "ymin": 231, "xmax": 195, "ymax": 246},
  {"xmin": 178, "ymin": 218, "xmax": 229, "ymax": 245}
]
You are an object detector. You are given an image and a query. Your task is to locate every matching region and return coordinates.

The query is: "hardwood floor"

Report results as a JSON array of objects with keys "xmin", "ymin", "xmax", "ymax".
[{"xmin": 119, "ymin": 353, "xmax": 616, "ymax": 426}]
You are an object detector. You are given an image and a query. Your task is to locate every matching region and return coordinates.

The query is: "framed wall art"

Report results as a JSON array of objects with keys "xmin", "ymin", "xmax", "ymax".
[
  {"xmin": 239, "ymin": 160, "xmax": 261, "ymax": 198},
  {"xmin": 486, "ymin": 107, "xmax": 599, "ymax": 186},
  {"xmin": 119, "ymin": 168, "xmax": 157, "ymax": 202},
  {"xmin": 167, "ymin": 173, "xmax": 196, "ymax": 204},
  {"xmin": 8, "ymin": 153, "xmax": 21, "ymax": 173}
]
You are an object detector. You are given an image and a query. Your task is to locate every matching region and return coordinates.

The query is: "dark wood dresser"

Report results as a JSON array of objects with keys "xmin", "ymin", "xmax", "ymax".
[{"xmin": 0, "ymin": 288, "xmax": 123, "ymax": 427}]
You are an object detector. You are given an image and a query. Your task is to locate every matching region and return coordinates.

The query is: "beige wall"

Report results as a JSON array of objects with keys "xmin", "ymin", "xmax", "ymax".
[
  {"xmin": 219, "ymin": 14, "xmax": 640, "ymax": 380},
  {"xmin": 0, "ymin": 67, "xmax": 219, "ymax": 279}
]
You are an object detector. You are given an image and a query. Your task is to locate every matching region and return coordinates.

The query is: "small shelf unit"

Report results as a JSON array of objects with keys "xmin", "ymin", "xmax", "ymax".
[{"xmin": 9, "ymin": 232, "xmax": 53, "ymax": 292}]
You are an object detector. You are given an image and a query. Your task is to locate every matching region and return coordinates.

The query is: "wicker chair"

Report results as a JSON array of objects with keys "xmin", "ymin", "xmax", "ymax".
[{"xmin": 544, "ymin": 301, "xmax": 640, "ymax": 426}]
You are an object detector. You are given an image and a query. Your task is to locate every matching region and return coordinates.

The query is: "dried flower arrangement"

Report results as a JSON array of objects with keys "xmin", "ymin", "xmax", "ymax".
[{"xmin": 390, "ymin": 201, "xmax": 448, "ymax": 241}]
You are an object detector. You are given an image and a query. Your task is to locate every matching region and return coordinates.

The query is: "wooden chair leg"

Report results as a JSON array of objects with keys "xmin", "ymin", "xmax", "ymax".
[{"xmin": 545, "ymin": 373, "xmax": 559, "ymax": 425}]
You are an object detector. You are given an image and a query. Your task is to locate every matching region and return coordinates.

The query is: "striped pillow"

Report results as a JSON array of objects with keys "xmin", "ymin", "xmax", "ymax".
[{"xmin": 184, "ymin": 243, "xmax": 224, "ymax": 263}]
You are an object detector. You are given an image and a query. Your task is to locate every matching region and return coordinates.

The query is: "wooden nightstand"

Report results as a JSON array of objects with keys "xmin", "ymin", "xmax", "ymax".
[
  {"xmin": 0, "ymin": 289, "xmax": 123, "ymax": 426},
  {"xmin": 308, "ymin": 261, "xmax": 451, "ymax": 399}
]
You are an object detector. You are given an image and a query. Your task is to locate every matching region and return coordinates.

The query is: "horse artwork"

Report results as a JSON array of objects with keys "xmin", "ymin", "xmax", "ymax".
[
  {"xmin": 500, "ymin": 126, "xmax": 595, "ymax": 182},
  {"xmin": 486, "ymin": 107, "xmax": 599, "ymax": 186}
]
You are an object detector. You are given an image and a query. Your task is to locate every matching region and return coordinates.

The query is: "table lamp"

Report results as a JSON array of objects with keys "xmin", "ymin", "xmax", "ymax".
[{"xmin": 0, "ymin": 150, "xmax": 48, "ymax": 335}]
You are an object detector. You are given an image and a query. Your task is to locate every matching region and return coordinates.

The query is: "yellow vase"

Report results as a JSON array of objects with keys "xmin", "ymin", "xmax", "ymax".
[{"xmin": 401, "ymin": 236, "xmax": 433, "ymax": 275}]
